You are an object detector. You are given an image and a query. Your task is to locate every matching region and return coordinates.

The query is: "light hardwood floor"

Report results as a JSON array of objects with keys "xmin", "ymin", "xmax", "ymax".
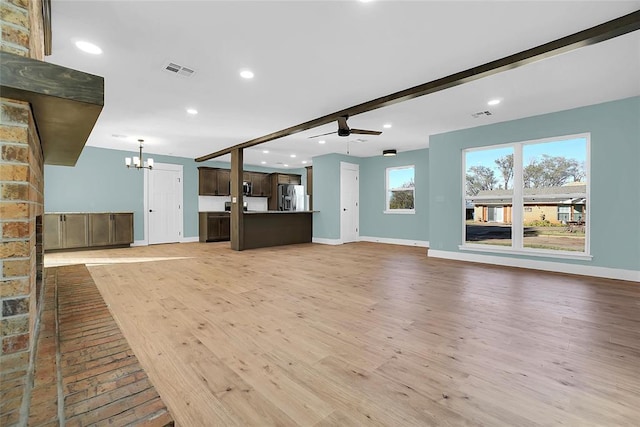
[{"xmin": 45, "ymin": 242, "xmax": 640, "ymax": 426}]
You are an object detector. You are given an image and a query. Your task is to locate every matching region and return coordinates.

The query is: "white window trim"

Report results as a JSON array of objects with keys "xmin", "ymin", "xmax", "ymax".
[
  {"xmin": 461, "ymin": 132, "xmax": 591, "ymax": 259},
  {"xmin": 385, "ymin": 165, "xmax": 415, "ymax": 214}
]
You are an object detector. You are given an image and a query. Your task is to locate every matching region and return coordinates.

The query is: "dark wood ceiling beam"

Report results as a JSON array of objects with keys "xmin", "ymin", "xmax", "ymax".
[{"xmin": 195, "ymin": 9, "xmax": 640, "ymax": 162}]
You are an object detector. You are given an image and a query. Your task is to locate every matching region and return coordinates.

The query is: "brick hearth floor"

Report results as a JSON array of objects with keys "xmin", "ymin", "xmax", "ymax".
[{"xmin": 28, "ymin": 264, "xmax": 174, "ymax": 426}]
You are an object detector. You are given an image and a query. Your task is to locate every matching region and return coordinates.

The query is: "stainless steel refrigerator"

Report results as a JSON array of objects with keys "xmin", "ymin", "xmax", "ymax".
[{"xmin": 277, "ymin": 184, "xmax": 305, "ymax": 211}]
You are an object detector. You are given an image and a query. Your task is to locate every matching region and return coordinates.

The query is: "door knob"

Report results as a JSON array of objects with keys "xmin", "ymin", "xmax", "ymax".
[
  {"xmin": 149, "ymin": 209, "xmax": 154, "ymax": 212},
  {"xmin": 343, "ymin": 208, "xmax": 347, "ymax": 211}
]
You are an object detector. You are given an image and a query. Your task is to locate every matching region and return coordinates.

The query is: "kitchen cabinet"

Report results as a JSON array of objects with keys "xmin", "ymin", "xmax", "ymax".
[
  {"xmin": 273, "ymin": 173, "xmax": 301, "ymax": 185},
  {"xmin": 200, "ymin": 168, "xmax": 270, "ymax": 197},
  {"xmin": 199, "ymin": 212, "xmax": 230, "ymax": 242},
  {"xmin": 198, "ymin": 167, "xmax": 218, "ymax": 195},
  {"xmin": 249, "ymin": 172, "xmax": 270, "ymax": 197},
  {"xmin": 88, "ymin": 213, "xmax": 134, "ymax": 247},
  {"xmin": 198, "ymin": 167, "xmax": 230, "ymax": 196},
  {"xmin": 45, "ymin": 213, "xmax": 133, "ymax": 251},
  {"xmin": 216, "ymin": 169, "xmax": 231, "ymax": 196},
  {"xmin": 261, "ymin": 173, "xmax": 272, "ymax": 197}
]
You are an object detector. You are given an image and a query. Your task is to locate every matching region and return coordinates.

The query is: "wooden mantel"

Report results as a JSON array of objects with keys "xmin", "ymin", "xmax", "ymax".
[{"xmin": 0, "ymin": 51, "xmax": 104, "ymax": 166}]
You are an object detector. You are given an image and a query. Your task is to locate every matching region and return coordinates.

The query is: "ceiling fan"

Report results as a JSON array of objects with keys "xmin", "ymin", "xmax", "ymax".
[{"xmin": 308, "ymin": 115, "xmax": 382, "ymax": 139}]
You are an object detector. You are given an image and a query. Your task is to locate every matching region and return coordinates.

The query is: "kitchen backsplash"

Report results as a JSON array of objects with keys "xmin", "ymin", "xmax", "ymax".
[{"xmin": 198, "ymin": 196, "xmax": 268, "ymax": 212}]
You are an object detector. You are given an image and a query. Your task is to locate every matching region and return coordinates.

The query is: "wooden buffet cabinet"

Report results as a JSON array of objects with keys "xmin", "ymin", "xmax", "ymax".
[{"xmin": 44, "ymin": 212, "xmax": 133, "ymax": 251}]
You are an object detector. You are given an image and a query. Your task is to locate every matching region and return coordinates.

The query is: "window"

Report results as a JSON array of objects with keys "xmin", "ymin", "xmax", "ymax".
[
  {"xmin": 386, "ymin": 166, "xmax": 415, "ymax": 213},
  {"xmin": 463, "ymin": 134, "xmax": 589, "ymax": 257}
]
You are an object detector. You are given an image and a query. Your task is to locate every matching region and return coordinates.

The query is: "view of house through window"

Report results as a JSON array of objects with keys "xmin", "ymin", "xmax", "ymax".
[
  {"xmin": 386, "ymin": 166, "xmax": 415, "ymax": 212},
  {"xmin": 464, "ymin": 135, "xmax": 588, "ymax": 254}
]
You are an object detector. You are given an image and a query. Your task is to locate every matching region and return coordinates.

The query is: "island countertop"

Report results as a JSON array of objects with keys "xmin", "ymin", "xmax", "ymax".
[{"xmin": 244, "ymin": 210, "xmax": 315, "ymax": 214}]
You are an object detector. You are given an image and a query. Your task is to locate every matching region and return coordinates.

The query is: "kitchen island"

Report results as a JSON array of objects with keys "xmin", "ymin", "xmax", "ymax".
[{"xmin": 242, "ymin": 211, "xmax": 312, "ymax": 249}]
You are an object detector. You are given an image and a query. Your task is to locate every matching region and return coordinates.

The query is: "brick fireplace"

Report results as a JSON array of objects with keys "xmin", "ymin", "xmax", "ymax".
[{"xmin": 1, "ymin": 0, "xmax": 46, "ymax": 424}]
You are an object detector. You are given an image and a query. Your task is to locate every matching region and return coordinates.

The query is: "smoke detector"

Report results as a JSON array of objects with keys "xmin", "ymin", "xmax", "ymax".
[{"xmin": 162, "ymin": 61, "xmax": 195, "ymax": 77}]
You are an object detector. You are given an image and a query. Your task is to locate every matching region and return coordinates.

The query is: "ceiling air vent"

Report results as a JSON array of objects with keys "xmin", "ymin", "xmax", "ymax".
[
  {"xmin": 472, "ymin": 110, "xmax": 493, "ymax": 118},
  {"xmin": 163, "ymin": 61, "xmax": 195, "ymax": 77}
]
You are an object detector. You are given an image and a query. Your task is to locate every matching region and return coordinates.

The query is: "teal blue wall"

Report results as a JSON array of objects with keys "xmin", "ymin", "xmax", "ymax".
[
  {"xmin": 311, "ymin": 153, "xmax": 361, "ymax": 239},
  {"xmin": 429, "ymin": 96, "xmax": 640, "ymax": 271},
  {"xmin": 45, "ymin": 147, "xmax": 148, "ymax": 240},
  {"xmin": 359, "ymin": 148, "xmax": 429, "ymax": 241},
  {"xmin": 45, "ymin": 146, "xmax": 306, "ymax": 241}
]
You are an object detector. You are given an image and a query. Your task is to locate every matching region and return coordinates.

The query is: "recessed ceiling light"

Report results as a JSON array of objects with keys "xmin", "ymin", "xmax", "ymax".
[
  {"xmin": 302, "ymin": 161, "xmax": 308, "ymax": 164},
  {"xmin": 186, "ymin": 108, "xmax": 198, "ymax": 115},
  {"xmin": 75, "ymin": 40, "xmax": 102, "ymax": 55},
  {"xmin": 383, "ymin": 123, "xmax": 392, "ymax": 129},
  {"xmin": 487, "ymin": 99, "xmax": 501, "ymax": 106},
  {"xmin": 290, "ymin": 154, "xmax": 296, "ymax": 158},
  {"xmin": 284, "ymin": 164, "xmax": 289, "ymax": 167},
  {"xmin": 318, "ymin": 140, "xmax": 326, "ymax": 144},
  {"xmin": 262, "ymin": 150, "xmax": 269, "ymax": 154},
  {"xmin": 261, "ymin": 161, "xmax": 266, "ymax": 164},
  {"xmin": 240, "ymin": 69, "xmax": 254, "ymax": 79}
]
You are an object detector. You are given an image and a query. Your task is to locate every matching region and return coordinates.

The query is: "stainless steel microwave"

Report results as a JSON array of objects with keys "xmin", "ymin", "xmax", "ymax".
[{"xmin": 243, "ymin": 181, "xmax": 252, "ymax": 195}]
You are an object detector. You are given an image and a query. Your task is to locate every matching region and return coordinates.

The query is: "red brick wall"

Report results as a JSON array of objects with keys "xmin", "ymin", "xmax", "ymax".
[{"xmin": 0, "ymin": 0, "xmax": 46, "ymax": 424}]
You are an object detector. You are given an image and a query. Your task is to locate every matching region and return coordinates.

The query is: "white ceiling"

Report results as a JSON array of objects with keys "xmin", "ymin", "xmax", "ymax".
[{"xmin": 47, "ymin": 1, "xmax": 640, "ymax": 169}]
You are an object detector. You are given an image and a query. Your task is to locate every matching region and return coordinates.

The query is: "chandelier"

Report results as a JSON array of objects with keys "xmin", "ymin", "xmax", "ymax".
[{"xmin": 125, "ymin": 139, "xmax": 153, "ymax": 170}]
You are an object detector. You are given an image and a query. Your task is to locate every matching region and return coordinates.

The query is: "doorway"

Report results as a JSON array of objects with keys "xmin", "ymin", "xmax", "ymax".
[
  {"xmin": 340, "ymin": 162, "xmax": 359, "ymax": 243},
  {"xmin": 146, "ymin": 163, "xmax": 183, "ymax": 245}
]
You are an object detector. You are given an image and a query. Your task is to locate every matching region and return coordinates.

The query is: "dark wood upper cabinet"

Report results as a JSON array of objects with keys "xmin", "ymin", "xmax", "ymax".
[
  {"xmin": 198, "ymin": 167, "xmax": 230, "ymax": 196},
  {"xmin": 217, "ymin": 169, "xmax": 231, "ymax": 196},
  {"xmin": 273, "ymin": 173, "xmax": 301, "ymax": 185},
  {"xmin": 198, "ymin": 167, "xmax": 218, "ymax": 196},
  {"xmin": 250, "ymin": 172, "xmax": 262, "ymax": 196},
  {"xmin": 247, "ymin": 172, "xmax": 271, "ymax": 197},
  {"xmin": 199, "ymin": 168, "xmax": 279, "ymax": 198}
]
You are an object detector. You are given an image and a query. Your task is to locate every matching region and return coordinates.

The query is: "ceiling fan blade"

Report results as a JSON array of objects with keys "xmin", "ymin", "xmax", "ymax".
[
  {"xmin": 337, "ymin": 116, "xmax": 349, "ymax": 132},
  {"xmin": 307, "ymin": 130, "xmax": 338, "ymax": 139},
  {"xmin": 350, "ymin": 129, "xmax": 382, "ymax": 136}
]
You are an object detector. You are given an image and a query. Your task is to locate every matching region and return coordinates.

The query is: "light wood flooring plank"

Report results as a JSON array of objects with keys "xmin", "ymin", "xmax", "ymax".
[{"xmin": 45, "ymin": 242, "xmax": 640, "ymax": 426}]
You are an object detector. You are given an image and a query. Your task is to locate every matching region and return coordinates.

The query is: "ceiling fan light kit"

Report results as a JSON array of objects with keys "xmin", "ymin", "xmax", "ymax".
[{"xmin": 383, "ymin": 149, "xmax": 397, "ymax": 157}]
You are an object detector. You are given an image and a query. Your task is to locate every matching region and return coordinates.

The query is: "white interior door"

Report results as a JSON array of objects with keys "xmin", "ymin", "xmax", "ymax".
[
  {"xmin": 340, "ymin": 162, "xmax": 359, "ymax": 243},
  {"xmin": 148, "ymin": 163, "xmax": 183, "ymax": 245}
]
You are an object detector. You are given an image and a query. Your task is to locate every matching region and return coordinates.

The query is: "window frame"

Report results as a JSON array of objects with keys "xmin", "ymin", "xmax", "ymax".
[
  {"xmin": 385, "ymin": 165, "xmax": 415, "ymax": 214},
  {"xmin": 461, "ymin": 133, "xmax": 591, "ymax": 260}
]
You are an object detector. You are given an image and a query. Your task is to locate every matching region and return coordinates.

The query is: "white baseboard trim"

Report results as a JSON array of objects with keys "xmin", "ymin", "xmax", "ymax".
[
  {"xmin": 132, "ymin": 236, "xmax": 198, "ymax": 246},
  {"xmin": 359, "ymin": 236, "xmax": 429, "ymax": 248},
  {"xmin": 428, "ymin": 249, "xmax": 640, "ymax": 283},
  {"xmin": 312, "ymin": 237, "xmax": 343, "ymax": 245}
]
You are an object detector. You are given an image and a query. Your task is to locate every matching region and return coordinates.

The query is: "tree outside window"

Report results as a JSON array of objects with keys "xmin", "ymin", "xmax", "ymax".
[
  {"xmin": 386, "ymin": 166, "xmax": 415, "ymax": 213},
  {"xmin": 464, "ymin": 135, "xmax": 589, "ymax": 255}
]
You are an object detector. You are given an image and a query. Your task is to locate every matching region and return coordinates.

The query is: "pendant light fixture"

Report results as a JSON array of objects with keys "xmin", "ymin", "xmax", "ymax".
[{"xmin": 125, "ymin": 139, "xmax": 154, "ymax": 170}]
